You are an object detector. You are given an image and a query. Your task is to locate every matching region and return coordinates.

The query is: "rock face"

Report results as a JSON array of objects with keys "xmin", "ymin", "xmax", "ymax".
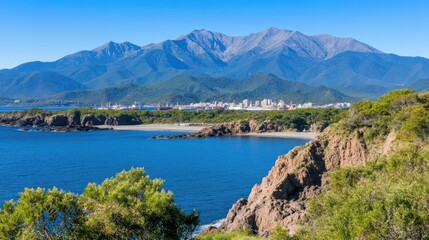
[
  {"xmin": 220, "ymin": 128, "xmax": 394, "ymax": 236},
  {"xmin": 0, "ymin": 112, "xmax": 141, "ymax": 129},
  {"xmin": 0, "ymin": 112, "xmax": 115, "ymax": 131}
]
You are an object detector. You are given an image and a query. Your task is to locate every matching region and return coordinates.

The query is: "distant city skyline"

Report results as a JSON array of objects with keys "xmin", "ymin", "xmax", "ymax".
[{"xmin": 0, "ymin": 0, "xmax": 428, "ymax": 69}]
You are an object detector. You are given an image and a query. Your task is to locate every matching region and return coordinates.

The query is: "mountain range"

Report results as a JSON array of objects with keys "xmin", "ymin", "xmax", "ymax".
[{"xmin": 1, "ymin": 27, "xmax": 428, "ymax": 101}]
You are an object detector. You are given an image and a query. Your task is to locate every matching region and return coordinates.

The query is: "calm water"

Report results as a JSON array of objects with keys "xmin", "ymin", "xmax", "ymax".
[{"xmin": 0, "ymin": 126, "xmax": 308, "ymax": 225}]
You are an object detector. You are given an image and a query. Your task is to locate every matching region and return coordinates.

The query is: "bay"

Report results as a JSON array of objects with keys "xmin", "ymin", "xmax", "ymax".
[{"xmin": 0, "ymin": 126, "xmax": 308, "ymax": 225}]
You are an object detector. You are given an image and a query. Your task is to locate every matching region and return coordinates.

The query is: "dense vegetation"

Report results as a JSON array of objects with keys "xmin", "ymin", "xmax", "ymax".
[
  {"xmin": 5, "ymin": 107, "xmax": 343, "ymax": 132},
  {"xmin": 338, "ymin": 89, "xmax": 429, "ymax": 142},
  {"xmin": 199, "ymin": 226, "xmax": 291, "ymax": 240},
  {"xmin": 297, "ymin": 147, "xmax": 429, "ymax": 239},
  {"xmin": 198, "ymin": 229, "xmax": 261, "ymax": 240},
  {"xmin": 0, "ymin": 168, "xmax": 199, "ymax": 239}
]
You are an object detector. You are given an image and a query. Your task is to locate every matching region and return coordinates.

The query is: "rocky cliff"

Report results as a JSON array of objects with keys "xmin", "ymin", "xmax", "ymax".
[
  {"xmin": 220, "ymin": 126, "xmax": 397, "ymax": 236},
  {"xmin": 0, "ymin": 111, "xmax": 141, "ymax": 131}
]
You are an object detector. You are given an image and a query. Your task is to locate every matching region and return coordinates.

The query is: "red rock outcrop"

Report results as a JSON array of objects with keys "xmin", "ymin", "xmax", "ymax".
[{"xmin": 220, "ymin": 128, "xmax": 394, "ymax": 236}]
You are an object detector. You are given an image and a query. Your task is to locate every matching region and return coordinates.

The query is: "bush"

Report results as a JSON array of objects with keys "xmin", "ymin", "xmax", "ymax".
[
  {"xmin": 198, "ymin": 229, "xmax": 259, "ymax": 240},
  {"xmin": 340, "ymin": 89, "xmax": 429, "ymax": 142},
  {"xmin": 271, "ymin": 225, "xmax": 291, "ymax": 240}
]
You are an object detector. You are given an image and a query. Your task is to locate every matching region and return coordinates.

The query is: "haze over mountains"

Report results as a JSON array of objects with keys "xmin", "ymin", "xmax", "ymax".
[{"xmin": 1, "ymin": 27, "xmax": 428, "ymax": 103}]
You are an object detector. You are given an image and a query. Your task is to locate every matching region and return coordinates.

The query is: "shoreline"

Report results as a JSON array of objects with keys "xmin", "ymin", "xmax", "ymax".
[
  {"xmin": 100, "ymin": 124, "xmax": 319, "ymax": 139},
  {"xmin": 98, "ymin": 124, "xmax": 205, "ymax": 132},
  {"xmin": 235, "ymin": 132, "xmax": 318, "ymax": 139}
]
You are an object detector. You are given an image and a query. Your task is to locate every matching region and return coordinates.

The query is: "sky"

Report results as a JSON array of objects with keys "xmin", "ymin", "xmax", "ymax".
[{"xmin": 0, "ymin": 0, "xmax": 428, "ymax": 69}]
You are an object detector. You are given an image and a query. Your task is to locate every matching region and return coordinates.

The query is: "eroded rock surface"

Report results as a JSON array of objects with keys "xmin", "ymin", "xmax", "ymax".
[
  {"xmin": 0, "ymin": 112, "xmax": 117, "ymax": 131},
  {"xmin": 0, "ymin": 111, "xmax": 142, "ymax": 131},
  {"xmin": 220, "ymin": 128, "xmax": 394, "ymax": 236}
]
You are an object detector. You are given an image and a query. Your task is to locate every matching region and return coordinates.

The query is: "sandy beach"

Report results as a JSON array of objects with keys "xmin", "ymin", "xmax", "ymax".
[
  {"xmin": 100, "ymin": 124, "xmax": 319, "ymax": 139},
  {"xmin": 99, "ymin": 124, "xmax": 205, "ymax": 132}
]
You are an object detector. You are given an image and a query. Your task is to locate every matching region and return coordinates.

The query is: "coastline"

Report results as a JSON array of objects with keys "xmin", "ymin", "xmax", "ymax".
[
  {"xmin": 98, "ymin": 124, "xmax": 205, "ymax": 132},
  {"xmin": 235, "ymin": 132, "xmax": 318, "ymax": 139},
  {"xmin": 100, "ymin": 124, "xmax": 319, "ymax": 139}
]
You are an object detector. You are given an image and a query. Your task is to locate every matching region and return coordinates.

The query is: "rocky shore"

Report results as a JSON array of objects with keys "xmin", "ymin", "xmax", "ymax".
[
  {"xmin": 0, "ymin": 111, "xmax": 140, "ymax": 131},
  {"xmin": 17, "ymin": 126, "xmax": 112, "ymax": 132},
  {"xmin": 151, "ymin": 120, "xmax": 314, "ymax": 139},
  {"xmin": 0, "ymin": 111, "xmax": 320, "ymax": 137}
]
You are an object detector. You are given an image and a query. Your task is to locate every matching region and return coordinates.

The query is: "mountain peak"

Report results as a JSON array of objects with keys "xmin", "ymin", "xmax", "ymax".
[
  {"xmin": 312, "ymin": 34, "xmax": 383, "ymax": 58},
  {"xmin": 94, "ymin": 41, "xmax": 140, "ymax": 51},
  {"xmin": 93, "ymin": 41, "xmax": 141, "ymax": 58},
  {"xmin": 263, "ymin": 27, "xmax": 292, "ymax": 34},
  {"xmin": 177, "ymin": 29, "xmax": 227, "ymax": 41}
]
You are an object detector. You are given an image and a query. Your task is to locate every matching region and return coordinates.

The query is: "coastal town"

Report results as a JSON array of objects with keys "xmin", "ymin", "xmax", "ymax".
[{"xmin": 98, "ymin": 99, "xmax": 351, "ymax": 111}]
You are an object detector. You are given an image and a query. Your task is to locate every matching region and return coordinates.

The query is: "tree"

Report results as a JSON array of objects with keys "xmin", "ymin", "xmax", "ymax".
[
  {"xmin": 0, "ymin": 187, "xmax": 85, "ymax": 240},
  {"xmin": 0, "ymin": 168, "xmax": 200, "ymax": 240},
  {"xmin": 80, "ymin": 167, "xmax": 199, "ymax": 239}
]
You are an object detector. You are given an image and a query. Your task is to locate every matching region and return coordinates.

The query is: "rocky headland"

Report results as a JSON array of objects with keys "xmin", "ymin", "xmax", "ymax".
[
  {"xmin": 218, "ymin": 127, "xmax": 389, "ymax": 236},
  {"xmin": 213, "ymin": 90, "xmax": 423, "ymax": 237},
  {"xmin": 0, "ymin": 110, "xmax": 141, "ymax": 131},
  {"xmin": 151, "ymin": 120, "xmax": 316, "ymax": 139}
]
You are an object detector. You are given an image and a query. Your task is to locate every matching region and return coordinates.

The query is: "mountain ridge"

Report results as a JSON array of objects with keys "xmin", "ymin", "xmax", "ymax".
[{"xmin": 0, "ymin": 27, "xmax": 428, "ymax": 100}]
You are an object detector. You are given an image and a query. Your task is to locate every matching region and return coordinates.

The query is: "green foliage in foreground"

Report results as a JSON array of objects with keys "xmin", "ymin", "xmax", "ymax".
[
  {"xmin": 198, "ymin": 226, "xmax": 291, "ymax": 240},
  {"xmin": 0, "ymin": 168, "xmax": 199, "ymax": 240},
  {"xmin": 198, "ymin": 229, "xmax": 261, "ymax": 240},
  {"xmin": 296, "ymin": 147, "xmax": 429, "ymax": 239}
]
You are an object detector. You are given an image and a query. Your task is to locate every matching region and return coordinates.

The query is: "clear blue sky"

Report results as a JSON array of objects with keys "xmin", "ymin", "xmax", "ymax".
[{"xmin": 0, "ymin": 0, "xmax": 428, "ymax": 69}]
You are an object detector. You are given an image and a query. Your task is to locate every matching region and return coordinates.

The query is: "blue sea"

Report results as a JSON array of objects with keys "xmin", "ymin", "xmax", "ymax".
[{"xmin": 0, "ymin": 119, "xmax": 308, "ymax": 225}]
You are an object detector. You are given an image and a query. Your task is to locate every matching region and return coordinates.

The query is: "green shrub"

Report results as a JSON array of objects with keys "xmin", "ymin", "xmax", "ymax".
[
  {"xmin": 298, "ymin": 147, "xmax": 429, "ymax": 240},
  {"xmin": 198, "ymin": 229, "xmax": 259, "ymax": 240},
  {"xmin": 271, "ymin": 225, "xmax": 290, "ymax": 240}
]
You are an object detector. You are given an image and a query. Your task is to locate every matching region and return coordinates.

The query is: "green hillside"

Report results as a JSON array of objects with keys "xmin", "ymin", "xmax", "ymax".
[
  {"xmin": 41, "ymin": 73, "xmax": 354, "ymax": 105},
  {"xmin": 410, "ymin": 78, "xmax": 429, "ymax": 92}
]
